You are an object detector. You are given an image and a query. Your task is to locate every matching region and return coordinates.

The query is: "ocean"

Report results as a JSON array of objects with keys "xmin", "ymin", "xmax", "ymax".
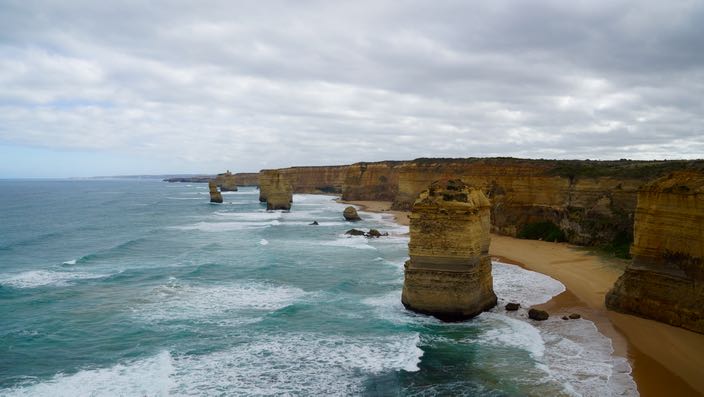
[{"xmin": 0, "ymin": 179, "xmax": 638, "ymax": 396}]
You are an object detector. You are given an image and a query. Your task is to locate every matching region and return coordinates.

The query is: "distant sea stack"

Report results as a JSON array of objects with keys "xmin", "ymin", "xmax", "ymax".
[
  {"xmin": 606, "ymin": 172, "xmax": 704, "ymax": 333},
  {"xmin": 208, "ymin": 181, "xmax": 223, "ymax": 203},
  {"xmin": 213, "ymin": 171, "xmax": 238, "ymax": 192},
  {"xmin": 264, "ymin": 171, "xmax": 293, "ymax": 211},
  {"xmin": 402, "ymin": 179, "xmax": 497, "ymax": 321}
]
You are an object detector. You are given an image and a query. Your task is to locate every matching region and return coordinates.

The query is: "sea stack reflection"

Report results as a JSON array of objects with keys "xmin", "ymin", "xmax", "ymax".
[{"xmin": 402, "ymin": 179, "xmax": 497, "ymax": 321}]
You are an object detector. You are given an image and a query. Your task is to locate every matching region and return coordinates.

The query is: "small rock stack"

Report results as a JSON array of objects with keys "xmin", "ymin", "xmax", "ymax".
[
  {"xmin": 402, "ymin": 179, "xmax": 497, "ymax": 321},
  {"xmin": 208, "ymin": 181, "xmax": 223, "ymax": 203}
]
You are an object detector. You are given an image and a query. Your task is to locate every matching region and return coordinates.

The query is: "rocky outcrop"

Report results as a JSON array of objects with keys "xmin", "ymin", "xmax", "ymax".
[
  {"xmin": 606, "ymin": 172, "xmax": 704, "ymax": 333},
  {"xmin": 208, "ymin": 181, "xmax": 223, "ymax": 203},
  {"xmin": 264, "ymin": 171, "xmax": 293, "ymax": 211},
  {"xmin": 343, "ymin": 206, "xmax": 361, "ymax": 221},
  {"xmin": 342, "ymin": 162, "xmax": 403, "ymax": 201},
  {"xmin": 529, "ymin": 308, "xmax": 549, "ymax": 321},
  {"xmin": 402, "ymin": 179, "xmax": 497, "ymax": 321}
]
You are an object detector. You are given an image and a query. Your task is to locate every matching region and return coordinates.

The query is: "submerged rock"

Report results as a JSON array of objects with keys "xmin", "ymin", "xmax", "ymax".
[
  {"xmin": 569, "ymin": 313, "xmax": 581, "ymax": 319},
  {"xmin": 343, "ymin": 206, "xmax": 361, "ymax": 221},
  {"xmin": 528, "ymin": 308, "xmax": 549, "ymax": 321},
  {"xmin": 345, "ymin": 229, "xmax": 366, "ymax": 236},
  {"xmin": 309, "ymin": 221, "xmax": 319, "ymax": 226},
  {"xmin": 505, "ymin": 302, "xmax": 520, "ymax": 311},
  {"xmin": 402, "ymin": 179, "xmax": 497, "ymax": 321},
  {"xmin": 208, "ymin": 181, "xmax": 223, "ymax": 203}
]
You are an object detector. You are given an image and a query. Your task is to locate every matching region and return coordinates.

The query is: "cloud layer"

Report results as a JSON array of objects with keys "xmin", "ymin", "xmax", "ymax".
[{"xmin": 1, "ymin": 0, "xmax": 703, "ymax": 175}]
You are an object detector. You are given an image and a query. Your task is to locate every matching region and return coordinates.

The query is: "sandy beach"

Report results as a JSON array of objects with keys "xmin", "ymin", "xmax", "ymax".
[{"xmin": 344, "ymin": 199, "xmax": 704, "ymax": 397}]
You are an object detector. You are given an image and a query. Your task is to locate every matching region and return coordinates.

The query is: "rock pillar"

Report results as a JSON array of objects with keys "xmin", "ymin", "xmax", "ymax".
[
  {"xmin": 265, "ymin": 171, "xmax": 293, "ymax": 211},
  {"xmin": 208, "ymin": 181, "xmax": 223, "ymax": 203},
  {"xmin": 606, "ymin": 172, "xmax": 704, "ymax": 333},
  {"xmin": 402, "ymin": 179, "xmax": 497, "ymax": 320}
]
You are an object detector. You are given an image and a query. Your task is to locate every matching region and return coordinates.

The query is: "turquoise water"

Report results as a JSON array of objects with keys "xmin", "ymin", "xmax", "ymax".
[{"xmin": 0, "ymin": 180, "xmax": 637, "ymax": 396}]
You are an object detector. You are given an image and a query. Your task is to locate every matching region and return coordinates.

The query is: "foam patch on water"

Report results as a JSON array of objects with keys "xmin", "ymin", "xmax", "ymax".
[
  {"xmin": 492, "ymin": 261, "xmax": 565, "ymax": 306},
  {"xmin": 170, "ymin": 221, "xmax": 276, "ymax": 232},
  {"xmin": 4, "ymin": 333, "xmax": 422, "ymax": 396},
  {"xmin": 172, "ymin": 332, "xmax": 423, "ymax": 395},
  {"xmin": 3, "ymin": 351, "xmax": 176, "ymax": 397},
  {"xmin": 214, "ymin": 211, "xmax": 282, "ymax": 221},
  {"xmin": 259, "ymin": 239, "xmax": 269, "ymax": 246},
  {"xmin": 62, "ymin": 259, "xmax": 77, "ymax": 265},
  {"xmin": 319, "ymin": 235, "xmax": 377, "ymax": 250},
  {"xmin": 0, "ymin": 270, "xmax": 108, "ymax": 289},
  {"xmin": 133, "ymin": 279, "xmax": 307, "ymax": 325},
  {"xmin": 478, "ymin": 312, "xmax": 546, "ymax": 360}
]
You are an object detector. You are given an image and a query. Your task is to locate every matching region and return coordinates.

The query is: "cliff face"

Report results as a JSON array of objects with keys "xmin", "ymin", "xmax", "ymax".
[
  {"xmin": 606, "ymin": 172, "xmax": 704, "ymax": 333},
  {"xmin": 391, "ymin": 158, "xmax": 699, "ymax": 246},
  {"xmin": 258, "ymin": 158, "xmax": 703, "ymax": 247},
  {"xmin": 342, "ymin": 162, "xmax": 403, "ymax": 201},
  {"xmin": 402, "ymin": 179, "xmax": 497, "ymax": 320},
  {"xmin": 232, "ymin": 172, "xmax": 259, "ymax": 186},
  {"xmin": 213, "ymin": 172, "xmax": 238, "ymax": 191}
]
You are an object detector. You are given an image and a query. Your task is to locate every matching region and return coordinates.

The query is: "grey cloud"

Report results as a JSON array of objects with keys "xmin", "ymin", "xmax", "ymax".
[{"xmin": 0, "ymin": 0, "xmax": 702, "ymax": 176}]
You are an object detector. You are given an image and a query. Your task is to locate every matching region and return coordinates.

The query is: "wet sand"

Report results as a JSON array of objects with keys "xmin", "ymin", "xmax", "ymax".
[{"xmin": 343, "ymin": 199, "xmax": 704, "ymax": 397}]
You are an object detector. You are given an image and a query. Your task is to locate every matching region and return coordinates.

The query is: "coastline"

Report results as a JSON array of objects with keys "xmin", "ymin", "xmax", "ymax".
[{"xmin": 342, "ymin": 199, "xmax": 704, "ymax": 397}]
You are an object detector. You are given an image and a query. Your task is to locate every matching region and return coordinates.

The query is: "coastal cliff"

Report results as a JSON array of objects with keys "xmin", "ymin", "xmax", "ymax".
[
  {"xmin": 258, "ymin": 158, "xmax": 702, "ymax": 249},
  {"xmin": 402, "ymin": 179, "xmax": 497, "ymax": 320},
  {"xmin": 605, "ymin": 172, "xmax": 704, "ymax": 333}
]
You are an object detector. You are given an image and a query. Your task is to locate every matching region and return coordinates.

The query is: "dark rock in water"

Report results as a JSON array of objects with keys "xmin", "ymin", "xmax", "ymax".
[
  {"xmin": 309, "ymin": 221, "xmax": 319, "ymax": 225},
  {"xmin": 569, "ymin": 313, "xmax": 581, "ymax": 319},
  {"xmin": 528, "ymin": 308, "xmax": 549, "ymax": 321},
  {"xmin": 505, "ymin": 302, "xmax": 520, "ymax": 311},
  {"xmin": 345, "ymin": 229, "xmax": 365, "ymax": 236},
  {"xmin": 366, "ymin": 229, "xmax": 382, "ymax": 238},
  {"xmin": 343, "ymin": 206, "xmax": 361, "ymax": 221},
  {"xmin": 562, "ymin": 316, "xmax": 569, "ymax": 320}
]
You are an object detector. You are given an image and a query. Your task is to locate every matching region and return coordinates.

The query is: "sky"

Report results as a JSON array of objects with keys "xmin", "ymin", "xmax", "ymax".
[{"xmin": 1, "ymin": 1, "xmax": 703, "ymax": 177}]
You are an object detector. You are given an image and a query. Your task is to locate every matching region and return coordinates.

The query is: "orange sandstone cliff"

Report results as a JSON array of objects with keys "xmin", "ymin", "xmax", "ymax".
[
  {"xmin": 605, "ymin": 172, "xmax": 704, "ymax": 333},
  {"xmin": 261, "ymin": 158, "xmax": 703, "ymax": 248}
]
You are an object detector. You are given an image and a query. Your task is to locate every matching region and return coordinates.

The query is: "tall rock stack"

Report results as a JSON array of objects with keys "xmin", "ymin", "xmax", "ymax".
[
  {"xmin": 606, "ymin": 172, "xmax": 704, "ymax": 333},
  {"xmin": 402, "ymin": 179, "xmax": 497, "ymax": 321},
  {"xmin": 208, "ymin": 181, "xmax": 223, "ymax": 203},
  {"xmin": 265, "ymin": 171, "xmax": 293, "ymax": 211},
  {"xmin": 214, "ymin": 171, "xmax": 238, "ymax": 192}
]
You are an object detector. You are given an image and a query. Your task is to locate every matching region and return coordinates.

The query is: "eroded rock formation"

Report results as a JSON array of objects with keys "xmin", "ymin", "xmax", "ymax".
[
  {"xmin": 264, "ymin": 171, "xmax": 293, "ymax": 211},
  {"xmin": 343, "ymin": 206, "xmax": 361, "ymax": 221},
  {"xmin": 402, "ymin": 179, "xmax": 497, "ymax": 320},
  {"xmin": 606, "ymin": 172, "xmax": 704, "ymax": 333},
  {"xmin": 208, "ymin": 181, "xmax": 223, "ymax": 203},
  {"xmin": 213, "ymin": 171, "xmax": 238, "ymax": 192}
]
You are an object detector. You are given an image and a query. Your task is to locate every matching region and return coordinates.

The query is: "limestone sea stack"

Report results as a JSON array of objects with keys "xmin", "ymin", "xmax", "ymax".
[
  {"xmin": 208, "ymin": 181, "xmax": 223, "ymax": 203},
  {"xmin": 402, "ymin": 179, "xmax": 497, "ymax": 321},
  {"xmin": 606, "ymin": 171, "xmax": 704, "ymax": 333},
  {"xmin": 265, "ymin": 171, "xmax": 293, "ymax": 211}
]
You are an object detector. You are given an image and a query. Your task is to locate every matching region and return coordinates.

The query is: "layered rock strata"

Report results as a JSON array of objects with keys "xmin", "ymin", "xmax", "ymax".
[
  {"xmin": 264, "ymin": 171, "xmax": 293, "ymax": 211},
  {"xmin": 257, "ymin": 158, "xmax": 703, "ymax": 247},
  {"xmin": 606, "ymin": 172, "xmax": 704, "ymax": 333},
  {"xmin": 402, "ymin": 179, "xmax": 497, "ymax": 320},
  {"xmin": 208, "ymin": 181, "xmax": 223, "ymax": 203}
]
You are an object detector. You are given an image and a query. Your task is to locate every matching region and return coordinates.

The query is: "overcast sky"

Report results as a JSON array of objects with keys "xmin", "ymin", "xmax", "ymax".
[{"xmin": 1, "ymin": 0, "xmax": 703, "ymax": 177}]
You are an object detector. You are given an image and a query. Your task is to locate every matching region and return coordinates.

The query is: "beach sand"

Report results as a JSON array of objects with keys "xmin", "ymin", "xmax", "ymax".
[{"xmin": 343, "ymin": 199, "xmax": 704, "ymax": 397}]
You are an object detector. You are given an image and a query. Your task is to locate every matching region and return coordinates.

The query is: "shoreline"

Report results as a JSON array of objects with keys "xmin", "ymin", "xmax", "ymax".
[{"xmin": 342, "ymin": 199, "xmax": 704, "ymax": 397}]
